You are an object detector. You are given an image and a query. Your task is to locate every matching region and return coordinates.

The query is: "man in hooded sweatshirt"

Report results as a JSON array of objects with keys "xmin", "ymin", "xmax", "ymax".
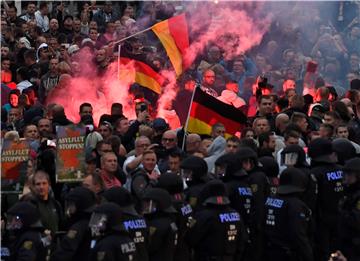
[{"xmin": 217, "ymin": 81, "xmax": 246, "ymax": 108}]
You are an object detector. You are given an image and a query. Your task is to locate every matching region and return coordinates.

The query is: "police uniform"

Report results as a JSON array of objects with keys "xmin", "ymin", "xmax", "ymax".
[
  {"xmin": 259, "ymin": 156, "xmax": 280, "ymax": 197},
  {"xmin": 89, "ymin": 203, "xmax": 137, "ymax": 261},
  {"xmin": 308, "ymin": 138, "xmax": 343, "ymax": 261},
  {"xmin": 186, "ymin": 180, "xmax": 247, "ymax": 261},
  {"xmin": 51, "ymin": 187, "xmax": 96, "ymax": 261},
  {"xmin": 338, "ymin": 158, "xmax": 360, "ymax": 260},
  {"xmin": 3, "ymin": 202, "xmax": 47, "ymax": 261},
  {"xmin": 264, "ymin": 168, "xmax": 313, "ymax": 261},
  {"xmin": 103, "ymin": 187, "xmax": 149, "ymax": 261}
]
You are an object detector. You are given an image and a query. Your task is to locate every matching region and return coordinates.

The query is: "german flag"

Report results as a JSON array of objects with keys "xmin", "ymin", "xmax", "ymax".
[
  {"xmin": 152, "ymin": 14, "xmax": 189, "ymax": 76},
  {"xmin": 120, "ymin": 57, "xmax": 165, "ymax": 94},
  {"xmin": 186, "ymin": 88, "xmax": 247, "ymax": 137}
]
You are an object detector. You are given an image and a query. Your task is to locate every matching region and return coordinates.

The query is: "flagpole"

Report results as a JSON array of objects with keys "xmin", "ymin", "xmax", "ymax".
[
  {"xmin": 117, "ymin": 44, "xmax": 121, "ymax": 80},
  {"xmin": 181, "ymin": 85, "xmax": 198, "ymax": 151},
  {"xmin": 113, "ymin": 27, "xmax": 153, "ymax": 45}
]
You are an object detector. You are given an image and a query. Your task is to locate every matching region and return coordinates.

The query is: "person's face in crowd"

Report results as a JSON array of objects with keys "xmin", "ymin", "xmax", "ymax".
[
  {"xmin": 169, "ymin": 156, "xmax": 181, "ymax": 173},
  {"xmin": 265, "ymin": 135, "xmax": 276, "ymax": 152},
  {"xmin": 142, "ymin": 152, "xmax": 157, "ymax": 172},
  {"xmin": 98, "ymin": 125, "xmax": 112, "ymax": 139},
  {"xmin": 25, "ymin": 89, "xmax": 35, "ymax": 104},
  {"xmin": 40, "ymin": 5, "xmax": 49, "ymax": 16},
  {"xmin": 26, "ymin": 159, "xmax": 34, "ymax": 177},
  {"xmin": 245, "ymin": 130, "xmax": 255, "ymax": 139},
  {"xmin": 255, "ymin": 54, "xmax": 266, "ymax": 69},
  {"xmin": 34, "ymin": 174, "xmax": 50, "ymax": 200},
  {"xmin": 124, "ymin": 5, "xmax": 134, "ymax": 17},
  {"xmin": 336, "ymin": 126, "xmax": 349, "ymax": 139},
  {"xmin": 184, "ymin": 80, "xmax": 196, "ymax": 92},
  {"xmin": 199, "ymin": 139, "xmax": 212, "ymax": 157},
  {"xmin": 49, "ymin": 58, "xmax": 59, "ymax": 74},
  {"xmin": 111, "ymin": 106, "xmax": 122, "ymax": 116},
  {"xmin": 286, "ymin": 89, "xmax": 296, "ymax": 99},
  {"xmin": 2, "ymin": 59, "xmax": 10, "ymax": 71},
  {"xmin": 162, "ymin": 131, "xmax": 177, "ymax": 150},
  {"xmin": 96, "ymin": 49, "xmax": 107, "ymax": 63},
  {"xmin": 254, "ymin": 119, "xmax": 270, "ymax": 135},
  {"xmin": 39, "ymin": 47, "xmax": 49, "ymax": 60},
  {"xmin": 49, "ymin": 19, "xmax": 59, "ymax": 31},
  {"xmin": 89, "ymin": 21, "xmax": 98, "ymax": 30},
  {"xmin": 38, "ymin": 118, "xmax": 52, "ymax": 135},
  {"xmin": 18, "ymin": 94, "xmax": 30, "ymax": 107},
  {"xmin": 64, "ymin": 17, "xmax": 73, "ymax": 30},
  {"xmin": 135, "ymin": 102, "xmax": 149, "ymax": 116},
  {"xmin": 9, "ymin": 94, "xmax": 18, "ymax": 107},
  {"xmin": 1, "ymin": 47, "xmax": 10, "ymax": 57},
  {"xmin": 73, "ymin": 19, "xmax": 81, "ymax": 32},
  {"xmin": 80, "ymin": 105, "xmax": 93, "ymax": 118},
  {"xmin": 27, "ymin": 3, "xmax": 36, "ymax": 15},
  {"xmin": 233, "ymin": 60, "xmax": 245, "ymax": 75},
  {"xmin": 323, "ymin": 114, "xmax": 336, "ymax": 126},
  {"xmin": 104, "ymin": 3, "xmax": 112, "ymax": 13},
  {"xmin": 284, "ymin": 134, "xmax": 299, "ymax": 145},
  {"xmin": 283, "ymin": 79, "xmax": 296, "ymax": 92},
  {"xmin": 298, "ymin": 117, "xmax": 309, "ymax": 133},
  {"xmin": 186, "ymin": 136, "xmax": 201, "ymax": 154},
  {"xmin": 135, "ymin": 137, "xmax": 150, "ymax": 155},
  {"xmin": 102, "ymin": 153, "xmax": 118, "ymax": 173},
  {"xmin": 106, "ymin": 22, "xmax": 116, "ymax": 34},
  {"xmin": 259, "ymin": 98, "xmax": 273, "ymax": 115},
  {"xmin": 226, "ymin": 141, "xmax": 239, "ymax": 154},
  {"xmin": 8, "ymin": 108, "xmax": 21, "ymax": 123},
  {"xmin": 21, "ymin": 23, "xmax": 29, "ymax": 34},
  {"xmin": 82, "ymin": 175, "xmax": 101, "ymax": 193},
  {"xmin": 212, "ymin": 126, "xmax": 226, "ymax": 138},
  {"xmin": 208, "ymin": 46, "xmax": 221, "ymax": 63},
  {"xmin": 203, "ymin": 70, "xmax": 216, "ymax": 86},
  {"xmin": 24, "ymin": 125, "xmax": 39, "ymax": 141},
  {"xmin": 89, "ymin": 29, "xmax": 98, "ymax": 41},
  {"xmin": 116, "ymin": 118, "xmax": 129, "ymax": 135},
  {"xmin": 7, "ymin": 7, "xmax": 16, "ymax": 20},
  {"xmin": 319, "ymin": 126, "xmax": 332, "ymax": 139},
  {"xmin": 226, "ymin": 82, "xmax": 239, "ymax": 94},
  {"xmin": 98, "ymin": 143, "xmax": 113, "ymax": 156},
  {"xmin": 283, "ymin": 50, "xmax": 295, "ymax": 64}
]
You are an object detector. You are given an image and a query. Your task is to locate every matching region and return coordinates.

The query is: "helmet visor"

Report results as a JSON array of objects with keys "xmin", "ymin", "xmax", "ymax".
[
  {"xmin": 65, "ymin": 201, "xmax": 77, "ymax": 218},
  {"xmin": 181, "ymin": 169, "xmax": 193, "ymax": 182},
  {"xmin": 215, "ymin": 165, "xmax": 226, "ymax": 178},
  {"xmin": 89, "ymin": 213, "xmax": 107, "ymax": 237},
  {"xmin": 6, "ymin": 215, "xmax": 23, "ymax": 231},
  {"xmin": 142, "ymin": 199, "xmax": 158, "ymax": 215},
  {"xmin": 282, "ymin": 152, "xmax": 298, "ymax": 166}
]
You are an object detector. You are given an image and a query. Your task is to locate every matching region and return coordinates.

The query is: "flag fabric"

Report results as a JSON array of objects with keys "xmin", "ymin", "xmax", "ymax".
[
  {"xmin": 186, "ymin": 87, "xmax": 247, "ymax": 137},
  {"xmin": 120, "ymin": 57, "xmax": 166, "ymax": 94},
  {"xmin": 152, "ymin": 13, "xmax": 189, "ymax": 76}
]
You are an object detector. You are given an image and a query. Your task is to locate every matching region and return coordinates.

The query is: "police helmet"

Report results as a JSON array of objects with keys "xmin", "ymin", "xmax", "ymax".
[
  {"xmin": 332, "ymin": 138, "xmax": 356, "ymax": 166},
  {"xmin": 278, "ymin": 167, "xmax": 306, "ymax": 195},
  {"xmin": 180, "ymin": 156, "xmax": 208, "ymax": 181},
  {"xmin": 102, "ymin": 187, "xmax": 138, "ymax": 216},
  {"xmin": 142, "ymin": 188, "xmax": 177, "ymax": 214},
  {"xmin": 308, "ymin": 138, "xmax": 336, "ymax": 163},
  {"xmin": 281, "ymin": 144, "xmax": 308, "ymax": 167},
  {"xmin": 7, "ymin": 202, "xmax": 42, "ymax": 230},
  {"xmin": 199, "ymin": 180, "xmax": 230, "ymax": 206},
  {"xmin": 237, "ymin": 147, "xmax": 258, "ymax": 166},
  {"xmin": 157, "ymin": 173, "xmax": 184, "ymax": 195},
  {"xmin": 259, "ymin": 156, "xmax": 279, "ymax": 178},
  {"xmin": 216, "ymin": 153, "xmax": 247, "ymax": 178},
  {"xmin": 343, "ymin": 158, "xmax": 360, "ymax": 178},
  {"xmin": 65, "ymin": 187, "xmax": 96, "ymax": 217}
]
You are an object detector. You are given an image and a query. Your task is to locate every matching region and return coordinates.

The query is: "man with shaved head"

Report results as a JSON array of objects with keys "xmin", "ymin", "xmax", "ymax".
[
  {"xmin": 186, "ymin": 133, "xmax": 202, "ymax": 155},
  {"xmin": 275, "ymin": 113, "xmax": 290, "ymax": 135},
  {"xmin": 51, "ymin": 104, "xmax": 73, "ymax": 127},
  {"xmin": 158, "ymin": 130, "xmax": 184, "ymax": 173}
]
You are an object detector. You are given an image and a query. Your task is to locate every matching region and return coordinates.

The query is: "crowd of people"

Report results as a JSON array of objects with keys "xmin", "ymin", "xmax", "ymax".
[{"xmin": 1, "ymin": 1, "xmax": 360, "ymax": 261}]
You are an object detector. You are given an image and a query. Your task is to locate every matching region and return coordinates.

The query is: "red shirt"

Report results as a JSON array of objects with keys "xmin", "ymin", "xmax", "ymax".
[{"xmin": 100, "ymin": 170, "xmax": 121, "ymax": 189}]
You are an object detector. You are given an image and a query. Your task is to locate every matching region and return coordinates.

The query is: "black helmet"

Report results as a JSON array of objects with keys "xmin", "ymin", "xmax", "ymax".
[
  {"xmin": 281, "ymin": 144, "xmax": 308, "ymax": 167},
  {"xmin": 142, "ymin": 188, "xmax": 177, "ymax": 214},
  {"xmin": 7, "ymin": 202, "xmax": 42, "ymax": 230},
  {"xmin": 343, "ymin": 158, "xmax": 360, "ymax": 176},
  {"xmin": 278, "ymin": 167, "xmax": 306, "ymax": 195},
  {"xmin": 332, "ymin": 138, "xmax": 356, "ymax": 166},
  {"xmin": 180, "ymin": 156, "xmax": 208, "ymax": 181},
  {"xmin": 89, "ymin": 202, "xmax": 125, "ymax": 237},
  {"xmin": 65, "ymin": 187, "xmax": 96, "ymax": 217},
  {"xmin": 157, "ymin": 173, "xmax": 184, "ymax": 195},
  {"xmin": 102, "ymin": 187, "xmax": 138, "ymax": 216},
  {"xmin": 237, "ymin": 147, "xmax": 258, "ymax": 165},
  {"xmin": 215, "ymin": 153, "xmax": 247, "ymax": 178},
  {"xmin": 259, "ymin": 156, "xmax": 279, "ymax": 178},
  {"xmin": 199, "ymin": 180, "xmax": 230, "ymax": 206},
  {"xmin": 308, "ymin": 138, "xmax": 336, "ymax": 163}
]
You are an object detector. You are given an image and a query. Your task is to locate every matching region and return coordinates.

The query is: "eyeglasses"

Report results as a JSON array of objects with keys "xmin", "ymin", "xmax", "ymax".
[{"xmin": 162, "ymin": 138, "xmax": 175, "ymax": 142}]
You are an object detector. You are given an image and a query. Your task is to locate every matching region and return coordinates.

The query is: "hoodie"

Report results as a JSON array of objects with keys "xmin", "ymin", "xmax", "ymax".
[
  {"xmin": 204, "ymin": 136, "xmax": 226, "ymax": 173},
  {"xmin": 217, "ymin": 90, "xmax": 246, "ymax": 108}
]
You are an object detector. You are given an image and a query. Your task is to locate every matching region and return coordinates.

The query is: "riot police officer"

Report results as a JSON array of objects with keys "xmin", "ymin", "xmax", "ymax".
[
  {"xmin": 186, "ymin": 179, "xmax": 247, "ymax": 261},
  {"xmin": 258, "ymin": 156, "xmax": 279, "ymax": 196},
  {"xmin": 308, "ymin": 138, "xmax": 344, "ymax": 261},
  {"xmin": 88, "ymin": 202, "xmax": 137, "ymax": 261},
  {"xmin": 3, "ymin": 201, "xmax": 47, "ymax": 261},
  {"xmin": 264, "ymin": 167, "xmax": 313, "ymax": 261},
  {"xmin": 338, "ymin": 158, "xmax": 360, "ymax": 260},
  {"xmin": 332, "ymin": 138, "xmax": 357, "ymax": 166},
  {"xmin": 51, "ymin": 187, "xmax": 96, "ymax": 261},
  {"xmin": 102, "ymin": 187, "xmax": 149, "ymax": 261},
  {"xmin": 157, "ymin": 173, "xmax": 193, "ymax": 261},
  {"xmin": 180, "ymin": 156, "xmax": 212, "ymax": 210},
  {"xmin": 141, "ymin": 188, "xmax": 178, "ymax": 261}
]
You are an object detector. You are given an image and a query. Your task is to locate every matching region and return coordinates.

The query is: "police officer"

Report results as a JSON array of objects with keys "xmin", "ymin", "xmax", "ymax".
[
  {"xmin": 51, "ymin": 187, "xmax": 96, "ymax": 261},
  {"xmin": 264, "ymin": 167, "xmax": 313, "ymax": 261},
  {"xmin": 338, "ymin": 158, "xmax": 360, "ymax": 260},
  {"xmin": 130, "ymin": 168, "xmax": 157, "ymax": 212},
  {"xmin": 332, "ymin": 138, "xmax": 357, "ymax": 166},
  {"xmin": 141, "ymin": 188, "xmax": 178, "ymax": 261},
  {"xmin": 258, "ymin": 156, "xmax": 279, "ymax": 196},
  {"xmin": 102, "ymin": 187, "xmax": 149, "ymax": 261},
  {"xmin": 88, "ymin": 202, "xmax": 137, "ymax": 261},
  {"xmin": 308, "ymin": 138, "xmax": 344, "ymax": 261},
  {"xmin": 180, "ymin": 156, "xmax": 211, "ymax": 210},
  {"xmin": 236, "ymin": 147, "xmax": 269, "ymax": 261},
  {"xmin": 3, "ymin": 202, "xmax": 47, "ymax": 261},
  {"xmin": 186, "ymin": 179, "xmax": 247, "ymax": 261},
  {"xmin": 157, "ymin": 173, "xmax": 193, "ymax": 261}
]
